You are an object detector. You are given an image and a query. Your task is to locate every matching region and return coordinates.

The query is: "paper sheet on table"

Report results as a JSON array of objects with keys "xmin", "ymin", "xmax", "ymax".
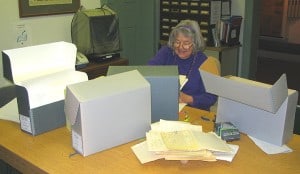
[
  {"xmin": 147, "ymin": 121, "xmax": 203, "ymax": 152},
  {"xmin": 214, "ymin": 144, "xmax": 239, "ymax": 162},
  {"xmin": 163, "ymin": 149, "xmax": 216, "ymax": 161},
  {"xmin": 131, "ymin": 141, "xmax": 164, "ymax": 164},
  {"xmin": 132, "ymin": 139, "xmax": 216, "ymax": 163},
  {"xmin": 0, "ymin": 98, "xmax": 19, "ymax": 123},
  {"xmin": 160, "ymin": 130, "xmax": 200, "ymax": 151},
  {"xmin": 193, "ymin": 132, "xmax": 232, "ymax": 152},
  {"xmin": 150, "ymin": 119, "xmax": 202, "ymax": 132},
  {"xmin": 131, "ymin": 120, "xmax": 238, "ymax": 164},
  {"xmin": 149, "ymin": 121, "xmax": 230, "ymax": 152},
  {"xmin": 146, "ymin": 131, "xmax": 168, "ymax": 152},
  {"xmin": 160, "ymin": 131, "xmax": 231, "ymax": 152},
  {"xmin": 249, "ymin": 135, "xmax": 292, "ymax": 154},
  {"xmin": 132, "ymin": 141, "xmax": 238, "ymax": 163}
]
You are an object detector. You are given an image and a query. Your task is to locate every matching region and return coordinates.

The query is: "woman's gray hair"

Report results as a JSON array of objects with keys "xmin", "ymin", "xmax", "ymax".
[{"xmin": 168, "ymin": 20, "xmax": 206, "ymax": 53}]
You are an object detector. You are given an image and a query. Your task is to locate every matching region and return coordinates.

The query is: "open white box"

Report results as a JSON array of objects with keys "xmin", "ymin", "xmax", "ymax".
[
  {"xmin": 2, "ymin": 41, "xmax": 88, "ymax": 135},
  {"xmin": 64, "ymin": 70, "xmax": 151, "ymax": 157},
  {"xmin": 200, "ymin": 70, "xmax": 298, "ymax": 146}
]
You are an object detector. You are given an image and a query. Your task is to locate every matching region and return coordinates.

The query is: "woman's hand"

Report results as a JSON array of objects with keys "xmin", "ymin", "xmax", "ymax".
[{"xmin": 179, "ymin": 92, "xmax": 193, "ymax": 105}]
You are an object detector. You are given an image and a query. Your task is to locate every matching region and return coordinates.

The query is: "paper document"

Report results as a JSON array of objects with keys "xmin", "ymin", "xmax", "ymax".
[
  {"xmin": 214, "ymin": 144, "xmax": 239, "ymax": 162},
  {"xmin": 131, "ymin": 120, "xmax": 238, "ymax": 164},
  {"xmin": 146, "ymin": 131, "xmax": 168, "ymax": 152},
  {"xmin": 151, "ymin": 119, "xmax": 202, "ymax": 132},
  {"xmin": 179, "ymin": 75, "xmax": 188, "ymax": 90},
  {"xmin": 193, "ymin": 132, "xmax": 232, "ymax": 152},
  {"xmin": 131, "ymin": 141, "xmax": 164, "ymax": 164},
  {"xmin": 221, "ymin": 1, "xmax": 231, "ymax": 16},
  {"xmin": 248, "ymin": 135, "xmax": 292, "ymax": 154},
  {"xmin": 210, "ymin": 1, "xmax": 221, "ymax": 25},
  {"xmin": 161, "ymin": 130, "xmax": 200, "ymax": 151}
]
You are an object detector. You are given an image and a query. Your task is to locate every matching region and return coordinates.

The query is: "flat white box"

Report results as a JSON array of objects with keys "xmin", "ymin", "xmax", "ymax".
[
  {"xmin": 2, "ymin": 41, "xmax": 88, "ymax": 135},
  {"xmin": 65, "ymin": 70, "xmax": 151, "ymax": 157},
  {"xmin": 200, "ymin": 70, "xmax": 298, "ymax": 146}
]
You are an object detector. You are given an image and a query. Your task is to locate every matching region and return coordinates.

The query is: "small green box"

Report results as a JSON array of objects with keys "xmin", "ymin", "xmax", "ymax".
[{"xmin": 215, "ymin": 122, "xmax": 240, "ymax": 141}]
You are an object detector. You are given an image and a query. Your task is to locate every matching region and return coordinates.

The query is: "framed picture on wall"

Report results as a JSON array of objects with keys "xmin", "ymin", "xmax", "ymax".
[{"xmin": 19, "ymin": 0, "xmax": 81, "ymax": 18}]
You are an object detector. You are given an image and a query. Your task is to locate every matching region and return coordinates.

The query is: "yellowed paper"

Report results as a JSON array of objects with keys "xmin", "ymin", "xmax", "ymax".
[
  {"xmin": 154, "ymin": 119, "xmax": 202, "ymax": 132},
  {"xmin": 161, "ymin": 130, "xmax": 200, "ymax": 151},
  {"xmin": 179, "ymin": 75, "xmax": 188, "ymax": 90},
  {"xmin": 194, "ymin": 132, "xmax": 232, "ymax": 152},
  {"xmin": 131, "ymin": 141, "xmax": 164, "ymax": 164},
  {"xmin": 29, "ymin": 0, "xmax": 72, "ymax": 6},
  {"xmin": 146, "ymin": 131, "xmax": 168, "ymax": 152}
]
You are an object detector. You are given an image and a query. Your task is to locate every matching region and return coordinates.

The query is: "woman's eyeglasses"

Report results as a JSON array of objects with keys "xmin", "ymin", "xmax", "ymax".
[{"xmin": 173, "ymin": 41, "xmax": 193, "ymax": 50}]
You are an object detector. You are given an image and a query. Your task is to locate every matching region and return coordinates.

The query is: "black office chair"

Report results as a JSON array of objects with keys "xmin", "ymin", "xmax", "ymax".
[{"xmin": 294, "ymin": 106, "xmax": 300, "ymax": 135}]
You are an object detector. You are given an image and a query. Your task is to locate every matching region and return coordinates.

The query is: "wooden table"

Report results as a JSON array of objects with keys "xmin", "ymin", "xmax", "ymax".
[{"xmin": 1, "ymin": 106, "xmax": 300, "ymax": 174}]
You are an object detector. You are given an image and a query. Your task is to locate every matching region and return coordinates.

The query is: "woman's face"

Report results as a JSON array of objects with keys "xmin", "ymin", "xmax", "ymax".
[{"xmin": 173, "ymin": 33, "xmax": 193, "ymax": 59}]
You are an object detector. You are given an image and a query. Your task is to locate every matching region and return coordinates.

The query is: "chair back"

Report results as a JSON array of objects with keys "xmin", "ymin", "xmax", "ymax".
[
  {"xmin": 199, "ymin": 56, "xmax": 221, "ymax": 76},
  {"xmin": 199, "ymin": 56, "xmax": 221, "ymax": 112}
]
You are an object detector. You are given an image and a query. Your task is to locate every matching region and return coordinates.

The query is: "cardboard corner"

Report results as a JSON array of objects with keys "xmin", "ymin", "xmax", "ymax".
[
  {"xmin": 64, "ymin": 86, "xmax": 80, "ymax": 126},
  {"xmin": 200, "ymin": 70, "xmax": 288, "ymax": 113}
]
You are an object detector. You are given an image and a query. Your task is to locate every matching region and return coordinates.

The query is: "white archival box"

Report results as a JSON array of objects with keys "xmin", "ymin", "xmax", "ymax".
[
  {"xmin": 107, "ymin": 65, "xmax": 179, "ymax": 123},
  {"xmin": 64, "ymin": 70, "xmax": 151, "ymax": 157},
  {"xmin": 2, "ymin": 41, "xmax": 88, "ymax": 135},
  {"xmin": 200, "ymin": 70, "xmax": 298, "ymax": 146}
]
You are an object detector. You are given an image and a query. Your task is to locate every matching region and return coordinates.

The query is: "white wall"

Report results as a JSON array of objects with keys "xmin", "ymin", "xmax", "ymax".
[{"xmin": 0, "ymin": 0, "xmax": 99, "ymax": 81}]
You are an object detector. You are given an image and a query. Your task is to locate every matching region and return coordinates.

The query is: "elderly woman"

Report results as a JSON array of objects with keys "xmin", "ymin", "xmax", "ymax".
[{"xmin": 148, "ymin": 19, "xmax": 218, "ymax": 111}]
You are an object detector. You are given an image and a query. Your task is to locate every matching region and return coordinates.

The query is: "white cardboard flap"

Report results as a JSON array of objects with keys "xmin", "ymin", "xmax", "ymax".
[
  {"xmin": 21, "ymin": 70, "xmax": 87, "ymax": 109},
  {"xmin": 3, "ymin": 41, "xmax": 77, "ymax": 83},
  {"xmin": 65, "ymin": 70, "xmax": 150, "ymax": 126},
  {"xmin": 65, "ymin": 86, "xmax": 80, "ymax": 126},
  {"xmin": 200, "ymin": 70, "xmax": 288, "ymax": 113}
]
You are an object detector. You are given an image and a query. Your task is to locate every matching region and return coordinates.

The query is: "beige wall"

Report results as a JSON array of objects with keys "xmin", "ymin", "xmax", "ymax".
[{"xmin": 0, "ymin": 0, "xmax": 99, "ymax": 79}]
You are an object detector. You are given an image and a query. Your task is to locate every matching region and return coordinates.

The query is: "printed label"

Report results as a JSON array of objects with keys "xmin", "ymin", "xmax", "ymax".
[
  {"xmin": 72, "ymin": 130, "xmax": 83, "ymax": 154},
  {"xmin": 20, "ymin": 115, "xmax": 32, "ymax": 133}
]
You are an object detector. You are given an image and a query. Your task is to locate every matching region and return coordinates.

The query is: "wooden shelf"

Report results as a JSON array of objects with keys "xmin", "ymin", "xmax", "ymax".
[{"xmin": 77, "ymin": 58, "xmax": 129, "ymax": 79}]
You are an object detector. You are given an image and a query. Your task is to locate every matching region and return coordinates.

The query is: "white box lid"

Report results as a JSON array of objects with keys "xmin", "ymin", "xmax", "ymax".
[
  {"xmin": 22, "ymin": 70, "xmax": 87, "ymax": 109},
  {"xmin": 3, "ymin": 41, "xmax": 77, "ymax": 83},
  {"xmin": 200, "ymin": 70, "xmax": 288, "ymax": 113},
  {"xmin": 65, "ymin": 70, "xmax": 150, "ymax": 125}
]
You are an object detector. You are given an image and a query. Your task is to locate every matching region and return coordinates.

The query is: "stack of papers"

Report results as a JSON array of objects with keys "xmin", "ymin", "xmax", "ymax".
[{"xmin": 131, "ymin": 120, "xmax": 239, "ymax": 164}]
